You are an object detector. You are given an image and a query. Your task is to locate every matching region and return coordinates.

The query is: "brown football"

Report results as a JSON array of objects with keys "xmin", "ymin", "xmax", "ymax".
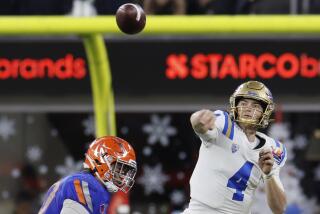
[{"xmin": 116, "ymin": 3, "xmax": 146, "ymax": 35}]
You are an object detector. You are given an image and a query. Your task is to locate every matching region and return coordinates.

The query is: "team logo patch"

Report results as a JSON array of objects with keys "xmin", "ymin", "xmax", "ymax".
[
  {"xmin": 272, "ymin": 145, "xmax": 286, "ymax": 165},
  {"xmin": 247, "ymin": 91, "xmax": 258, "ymax": 96},
  {"xmin": 100, "ymin": 204, "xmax": 108, "ymax": 214},
  {"xmin": 231, "ymin": 143, "xmax": 239, "ymax": 153}
]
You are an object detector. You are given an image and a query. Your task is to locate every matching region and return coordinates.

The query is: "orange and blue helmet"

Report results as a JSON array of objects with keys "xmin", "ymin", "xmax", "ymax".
[{"xmin": 84, "ymin": 136, "xmax": 137, "ymax": 193}]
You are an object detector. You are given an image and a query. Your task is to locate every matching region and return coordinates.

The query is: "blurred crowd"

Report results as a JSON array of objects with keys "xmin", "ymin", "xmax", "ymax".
[{"xmin": 0, "ymin": 0, "xmax": 320, "ymax": 16}]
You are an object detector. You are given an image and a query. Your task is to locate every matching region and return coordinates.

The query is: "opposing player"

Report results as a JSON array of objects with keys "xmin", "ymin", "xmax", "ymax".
[
  {"xmin": 183, "ymin": 81, "xmax": 287, "ymax": 214},
  {"xmin": 39, "ymin": 136, "xmax": 137, "ymax": 214}
]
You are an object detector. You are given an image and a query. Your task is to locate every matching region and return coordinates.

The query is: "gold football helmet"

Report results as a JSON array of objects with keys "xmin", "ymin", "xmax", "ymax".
[{"xmin": 229, "ymin": 81, "xmax": 274, "ymax": 128}]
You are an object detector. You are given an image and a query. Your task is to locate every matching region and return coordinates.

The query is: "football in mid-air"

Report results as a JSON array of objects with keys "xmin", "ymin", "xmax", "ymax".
[{"xmin": 116, "ymin": 3, "xmax": 146, "ymax": 35}]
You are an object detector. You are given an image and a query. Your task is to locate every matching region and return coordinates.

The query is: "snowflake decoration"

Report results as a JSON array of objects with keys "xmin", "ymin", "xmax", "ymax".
[
  {"xmin": 178, "ymin": 151, "xmax": 187, "ymax": 160},
  {"xmin": 293, "ymin": 135, "xmax": 308, "ymax": 149},
  {"xmin": 142, "ymin": 114, "xmax": 177, "ymax": 147},
  {"xmin": 38, "ymin": 165, "xmax": 48, "ymax": 175},
  {"xmin": 11, "ymin": 168, "xmax": 20, "ymax": 178},
  {"xmin": 137, "ymin": 164, "xmax": 169, "ymax": 195},
  {"xmin": 314, "ymin": 164, "xmax": 320, "ymax": 181},
  {"xmin": 82, "ymin": 115, "xmax": 95, "ymax": 136},
  {"xmin": 142, "ymin": 146, "xmax": 152, "ymax": 156},
  {"xmin": 170, "ymin": 190, "xmax": 185, "ymax": 205},
  {"xmin": 0, "ymin": 116, "xmax": 16, "ymax": 141},
  {"xmin": 26, "ymin": 145, "xmax": 42, "ymax": 162},
  {"xmin": 55, "ymin": 156, "xmax": 83, "ymax": 177}
]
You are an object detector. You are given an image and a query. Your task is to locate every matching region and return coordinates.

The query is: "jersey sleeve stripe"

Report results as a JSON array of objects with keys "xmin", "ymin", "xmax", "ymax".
[
  {"xmin": 227, "ymin": 120, "xmax": 235, "ymax": 140},
  {"xmin": 81, "ymin": 180, "xmax": 93, "ymax": 212},
  {"xmin": 226, "ymin": 117, "xmax": 232, "ymax": 139},
  {"xmin": 222, "ymin": 112, "xmax": 229, "ymax": 135},
  {"xmin": 74, "ymin": 179, "xmax": 87, "ymax": 206},
  {"xmin": 222, "ymin": 111, "xmax": 234, "ymax": 140}
]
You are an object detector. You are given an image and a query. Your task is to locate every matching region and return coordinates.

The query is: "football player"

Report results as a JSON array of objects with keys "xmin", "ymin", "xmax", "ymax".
[
  {"xmin": 183, "ymin": 81, "xmax": 287, "ymax": 214},
  {"xmin": 39, "ymin": 136, "xmax": 137, "ymax": 214}
]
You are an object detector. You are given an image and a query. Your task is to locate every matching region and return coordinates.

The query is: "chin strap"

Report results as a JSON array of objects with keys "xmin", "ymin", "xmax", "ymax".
[
  {"xmin": 94, "ymin": 170, "xmax": 119, "ymax": 193},
  {"xmin": 84, "ymin": 154, "xmax": 119, "ymax": 193}
]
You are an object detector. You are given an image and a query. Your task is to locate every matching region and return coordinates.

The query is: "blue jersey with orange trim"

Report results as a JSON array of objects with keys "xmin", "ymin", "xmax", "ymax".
[
  {"xmin": 39, "ymin": 171, "xmax": 111, "ymax": 214},
  {"xmin": 189, "ymin": 110, "xmax": 287, "ymax": 214}
]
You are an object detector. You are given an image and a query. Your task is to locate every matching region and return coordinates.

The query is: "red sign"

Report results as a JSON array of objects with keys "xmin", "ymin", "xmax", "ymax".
[
  {"xmin": 0, "ymin": 54, "xmax": 87, "ymax": 80},
  {"xmin": 166, "ymin": 52, "xmax": 319, "ymax": 80}
]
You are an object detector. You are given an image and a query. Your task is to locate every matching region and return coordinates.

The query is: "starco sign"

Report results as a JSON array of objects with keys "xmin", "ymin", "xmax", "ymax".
[{"xmin": 166, "ymin": 53, "xmax": 319, "ymax": 80}]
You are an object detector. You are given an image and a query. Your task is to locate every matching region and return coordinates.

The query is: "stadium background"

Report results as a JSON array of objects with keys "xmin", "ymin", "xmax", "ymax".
[{"xmin": 0, "ymin": 0, "xmax": 319, "ymax": 214}]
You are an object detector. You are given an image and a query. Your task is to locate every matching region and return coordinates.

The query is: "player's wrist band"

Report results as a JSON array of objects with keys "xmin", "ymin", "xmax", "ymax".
[{"xmin": 262, "ymin": 171, "xmax": 274, "ymax": 180}]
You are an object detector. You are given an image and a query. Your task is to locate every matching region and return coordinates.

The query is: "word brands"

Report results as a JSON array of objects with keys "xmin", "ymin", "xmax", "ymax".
[{"xmin": 0, "ymin": 54, "xmax": 87, "ymax": 80}]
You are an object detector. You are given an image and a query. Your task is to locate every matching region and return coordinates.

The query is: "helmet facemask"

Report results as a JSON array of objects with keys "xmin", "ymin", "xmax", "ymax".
[
  {"xmin": 235, "ymin": 99, "xmax": 264, "ymax": 126},
  {"xmin": 108, "ymin": 159, "xmax": 137, "ymax": 193}
]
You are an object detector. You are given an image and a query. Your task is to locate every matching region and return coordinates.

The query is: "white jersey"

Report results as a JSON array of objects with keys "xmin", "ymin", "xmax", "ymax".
[{"xmin": 185, "ymin": 110, "xmax": 287, "ymax": 214}]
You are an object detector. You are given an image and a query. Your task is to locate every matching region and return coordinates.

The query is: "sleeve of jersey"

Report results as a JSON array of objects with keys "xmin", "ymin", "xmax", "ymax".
[
  {"xmin": 61, "ymin": 178, "xmax": 94, "ymax": 214},
  {"xmin": 197, "ymin": 110, "xmax": 234, "ymax": 145}
]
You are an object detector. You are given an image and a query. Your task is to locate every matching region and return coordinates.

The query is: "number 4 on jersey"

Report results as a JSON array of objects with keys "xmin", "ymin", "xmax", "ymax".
[{"xmin": 227, "ymin": 161, "xmax": 254, "ymax": 201}]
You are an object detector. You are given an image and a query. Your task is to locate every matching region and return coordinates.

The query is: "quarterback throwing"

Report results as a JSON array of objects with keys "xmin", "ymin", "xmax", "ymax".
[{"xmin": 183, "ymin": 81, "xmax": 287, "ymax": 214}]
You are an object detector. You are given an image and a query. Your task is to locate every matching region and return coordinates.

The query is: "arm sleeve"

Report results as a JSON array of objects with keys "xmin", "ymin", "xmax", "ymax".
[{"xmin": 60, "ymin": 199, "xmax": 89, "ymax": 214}]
